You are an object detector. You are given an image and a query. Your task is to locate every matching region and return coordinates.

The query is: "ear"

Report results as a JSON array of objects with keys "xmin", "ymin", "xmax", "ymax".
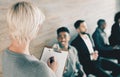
[
  {"xmin": 76, "ymin": 28, "xmax": 79, "ymax": 33},
  {"xmin": 69, "ymin": 35, "xmax": 71, "ymax": 40}
]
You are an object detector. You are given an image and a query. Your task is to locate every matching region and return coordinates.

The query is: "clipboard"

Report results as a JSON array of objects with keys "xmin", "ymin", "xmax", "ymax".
[{"xmin": 40, "ymin": 47, "xmax": 68, "ymax": 77}]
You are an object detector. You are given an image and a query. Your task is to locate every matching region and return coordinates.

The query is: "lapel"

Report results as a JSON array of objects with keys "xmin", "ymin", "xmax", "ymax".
[
  {"xmin": 76, "ymin": 34, "xmax": 91, "ymax": 55},
  {"xmin": 87, "ymin": 34, "xmax": 95, "ymax": 47}
]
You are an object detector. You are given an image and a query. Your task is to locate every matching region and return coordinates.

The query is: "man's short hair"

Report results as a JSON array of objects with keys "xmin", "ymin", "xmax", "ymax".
[
  {"xmin": 97, "ymin": 19, "xmax": 106, "ymax": 27},
  {"xmin": 57, "ymin": 27, "xmax": 70, "ymax": 35},
  {"xmin": 74, "ymin": 20, "xmax": 84, "ymax": 29}
]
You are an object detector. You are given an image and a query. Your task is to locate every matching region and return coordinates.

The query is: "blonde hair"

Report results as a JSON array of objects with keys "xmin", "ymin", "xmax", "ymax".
[{"xmin": 7, "ymin": 1, "xmax": 45, "ymax": 43}]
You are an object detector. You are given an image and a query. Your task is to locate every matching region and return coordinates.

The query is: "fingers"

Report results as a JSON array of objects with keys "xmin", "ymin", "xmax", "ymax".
[
  {"xmin": 47, "ymin": 59, "xmax": 51, "ymax": 66},
  {"xmin": 47, "ymin": 56, "xmax": 55, "ymax": 65},
  {"xmin": 91, "ymin": 52, "xmax": 99, "ymax": 60},
  {"xmin": 47, "ymin": 56, "xmax": 58, "ymax": 72},
  {"xmin": 95, "ymin": 51, "xmax": 98, "ymax": 53}
]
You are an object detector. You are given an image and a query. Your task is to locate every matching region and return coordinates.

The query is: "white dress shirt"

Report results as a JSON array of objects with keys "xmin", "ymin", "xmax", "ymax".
[{"xmin": 81, "ymin": 35, "xmax": 94, "ymax": 60}]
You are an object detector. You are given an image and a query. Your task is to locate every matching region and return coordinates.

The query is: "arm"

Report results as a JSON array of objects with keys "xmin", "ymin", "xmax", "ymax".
[
  {"xmin": 36, "ymin": 62, "xmax": 56, "ymax": 77},
  {"xmin": 73, "ymin": 47, "xmax": 86, "ymax": 77}
]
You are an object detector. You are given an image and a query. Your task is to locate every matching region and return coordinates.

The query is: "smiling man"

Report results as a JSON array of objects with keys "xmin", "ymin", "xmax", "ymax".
[{"xmin": 53, "ymin": 27, "xmax": 86, "ymax": 77}]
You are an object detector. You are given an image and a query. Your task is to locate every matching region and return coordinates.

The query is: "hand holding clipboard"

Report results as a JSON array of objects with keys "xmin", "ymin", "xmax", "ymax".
[
  {"xmin": 40, "ymin": 47, "xmax": 68, "ymax": 77},
  {"xmin": 47, "ymin": 56, "xmax": 58, "ymax": 72}
]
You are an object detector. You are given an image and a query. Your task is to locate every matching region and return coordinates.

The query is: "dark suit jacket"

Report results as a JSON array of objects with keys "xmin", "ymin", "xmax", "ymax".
[
  {"xmin": 109, "ymin": 23, "xmax": 120, "ymax": 46},
  {"xmin": 92, "ymin": 28, "xmax": 113, "ymax": 52},
  {"xmin": 71, "ymin": 34, "xmax": 99, "ymax": 74}
]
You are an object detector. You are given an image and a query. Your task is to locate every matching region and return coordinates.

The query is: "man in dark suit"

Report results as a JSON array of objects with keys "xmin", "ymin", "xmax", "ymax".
[
  {"xmin": 109, "ymin": 12, "xmax": 120, "ymax": 46},
  {"xmin": 92, "ymin": 19, "xmax": 120, "ymax": 64},
  {"xmin": 71, "ymin": 20, "xmax": 120, "ymax": 77}
]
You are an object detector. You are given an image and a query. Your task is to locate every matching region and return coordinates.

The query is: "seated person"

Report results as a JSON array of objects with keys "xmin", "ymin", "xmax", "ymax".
[
  {"xmin": 92, "ymin": 19, "xmax": 120, "ymax": 64},
  {"xmin": 109, "ymin": 12, "xmax": 120, "ymax": 46},
  {"xmin": 2, "ymin": 1, "xmax": 57, "ymax": 77},
  {"xmin": 53, "ymin": 27, "xmax": 86, "ymax": 77},
  {"xmin": 71, "ymin": 20, "xmax": 120, "ymax": 77}
]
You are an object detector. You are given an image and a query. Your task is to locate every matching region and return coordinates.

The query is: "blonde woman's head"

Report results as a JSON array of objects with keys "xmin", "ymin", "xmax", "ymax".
[{"xmin": 7, "ymin": 1, "xmax": 45, "ymax": 43}]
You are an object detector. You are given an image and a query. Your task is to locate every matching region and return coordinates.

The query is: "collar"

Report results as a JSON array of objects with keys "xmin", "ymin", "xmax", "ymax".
[
  {"xmin": 97, "ymin": 27, "xmax": 105, "ymax": 33},
  {"xmin": 56, "ymin": 43, "xmax": 72, "ymax": 50}
]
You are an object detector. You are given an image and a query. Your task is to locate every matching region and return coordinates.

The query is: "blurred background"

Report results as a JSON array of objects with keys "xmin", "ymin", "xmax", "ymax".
[{"xmin": 0, "ymin": 0, "xmax": 120, "ymax": 77}]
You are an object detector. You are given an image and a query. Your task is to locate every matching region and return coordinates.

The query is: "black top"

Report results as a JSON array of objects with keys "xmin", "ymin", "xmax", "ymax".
[{"xmin": 109, "ymin": 23, "xmax": 120, "ymax": 46}]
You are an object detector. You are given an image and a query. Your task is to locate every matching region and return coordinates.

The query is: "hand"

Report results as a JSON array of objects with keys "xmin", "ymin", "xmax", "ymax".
[
  {"xmin": 91, "ymin": 51, "xmax": 99, "ymax": 61},
  {"xmin": 113, "ymin": 45, "xmax": 120, "ymax": 50},
  {"xmin": 94, "ymin": 50, "xmax": 98, "ymax": 54},
  {"xmin": 63, "ymin": 67, "xmax": 67, "ymax": 73},
  {"xmin": 83, "ymin": 73, "xmax": 87, "ymax": 77},
  {"xmin": 47, "ymin": 56, "xmax": 58, "ymax": 72}
]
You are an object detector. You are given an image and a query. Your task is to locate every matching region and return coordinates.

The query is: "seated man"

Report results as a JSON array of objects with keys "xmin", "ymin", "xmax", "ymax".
[
  {"xmin": 92, "ymin": 19, "xmax": 120, "ymax": 64},
  {"xmin": 71, "ymin": 20, "xmax": 120, "ymax": 77},
  {"xmin": 53, "ymin": 27, "xmax": 86, "ymax": 77}
]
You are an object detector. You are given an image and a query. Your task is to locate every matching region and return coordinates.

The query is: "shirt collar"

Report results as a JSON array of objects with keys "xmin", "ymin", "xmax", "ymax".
[{"xmin": 56, "ymin": 43, "xmax": 71, "ymax": 50}]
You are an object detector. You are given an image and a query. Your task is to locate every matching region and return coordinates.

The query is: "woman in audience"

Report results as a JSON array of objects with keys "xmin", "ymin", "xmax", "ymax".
[
  {"xmin": 2, "ymin": 1, "xmax": 57, "ymax": 77},
  {"xmin": 109, "ymin": 11, "xmax": 120, "ymax": 46}
]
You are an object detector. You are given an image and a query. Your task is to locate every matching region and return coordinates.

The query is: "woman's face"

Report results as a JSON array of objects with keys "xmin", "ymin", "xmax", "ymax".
[{"xmin": 118, "ymin": 18, "xmax": 120, "ymax": 23}]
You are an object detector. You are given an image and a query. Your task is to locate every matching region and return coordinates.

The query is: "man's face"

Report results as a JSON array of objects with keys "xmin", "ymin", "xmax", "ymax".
[
  {"xmin": 102, "ymin": 22, "xmax": 107, "ymax": 30},
  {"xmin": 57, "ymin": 32, "xmax": 70, "ymax": 47},
  {"xmin": 77, "ymin": 22, "xmax": 87, "ymax": 34}
]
